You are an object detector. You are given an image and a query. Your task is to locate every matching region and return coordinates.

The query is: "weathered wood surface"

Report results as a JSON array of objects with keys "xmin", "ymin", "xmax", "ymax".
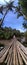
[{"xmin": 0, "ymin": 38, "xmax": 27, "ymax": 65}]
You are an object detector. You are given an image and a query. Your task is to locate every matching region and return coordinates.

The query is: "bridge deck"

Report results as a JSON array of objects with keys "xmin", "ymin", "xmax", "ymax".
[{"xmin": 0, "ymin": 38, "xmax": 27, "ymax": 65}]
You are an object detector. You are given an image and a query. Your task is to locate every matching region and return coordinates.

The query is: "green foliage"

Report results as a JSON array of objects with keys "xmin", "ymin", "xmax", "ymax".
[
  {"xmin": 24, "ymin": 31, "xmax": 27, "ymax": 42},
  {"xmin": 0, "ymin": 30, "xmax": 4, "ymax": 39},
  {"xmin": 24, "ymin": 31, "xmax": 27, "ymax": 37},
  {"xmin": 23, "ymin": 21, "xmax": 27, "ymax": 29},
  {"xmin": 24, "ymin": 31, "xmax": 27, "ymax": 39},
  {"xmin": 19, "ymin": 0, "xmax": 27, "ymax": 16},
  {"xmin": 0, "ymin": 27, "xmax": 21, "ymax": 40},
  {"xmin": 13, "ymin": 29, "xmax": 21, "ymax": 37},
  {"xmin": 15, "ymin": 0, "xmax": 27, "ymax": 19},
  {"xmin": 21, "ymin": 31, "xmax": 27, "ymax": 47}
]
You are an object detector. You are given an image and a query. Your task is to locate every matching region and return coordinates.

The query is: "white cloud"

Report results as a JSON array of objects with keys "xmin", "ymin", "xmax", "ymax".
[
  {"xmin": 0, "ymin": 0, "xmax": 10, "ymax": 4},
  {"xmin": 0, "ymin": 0, "xmax": 15, "ymax": 5}
]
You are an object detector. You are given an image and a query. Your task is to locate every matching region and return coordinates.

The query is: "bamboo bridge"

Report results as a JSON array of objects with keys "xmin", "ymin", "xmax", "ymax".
[{"xmin": 0, "ymin": 37, "xmax": 27, "ymax": 65}]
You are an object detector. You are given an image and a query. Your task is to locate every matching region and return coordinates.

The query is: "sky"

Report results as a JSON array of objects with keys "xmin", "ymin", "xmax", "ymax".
[
  {"xmin": 0, "ymin": 0, "xmax": 25, "ymax": 32},
  {"xmin": 0, "ymin": 0, "xmax": 14, "ymax": 4}
]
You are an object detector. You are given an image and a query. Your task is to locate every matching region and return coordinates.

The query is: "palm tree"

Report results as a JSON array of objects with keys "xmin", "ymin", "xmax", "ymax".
[
  {"xmin": 0, "ymin": 5, "xmax": 3, "ymax": 15},
  {"xmin": 15, "ymin": 0, "xmax": 27, "ymax": 19},
  {"xmin": 0, "ymin": 0, "xmax": 15, "ymax": 28}
]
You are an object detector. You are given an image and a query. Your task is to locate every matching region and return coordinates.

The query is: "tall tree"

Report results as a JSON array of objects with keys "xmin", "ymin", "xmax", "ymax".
[
  {"xmin": 0, "ymin": 0, "xmax": 14, "ymax": 28},
  {"xmin": 16, "ymin": 0, "xmax": 27, "ymax": 19}
]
